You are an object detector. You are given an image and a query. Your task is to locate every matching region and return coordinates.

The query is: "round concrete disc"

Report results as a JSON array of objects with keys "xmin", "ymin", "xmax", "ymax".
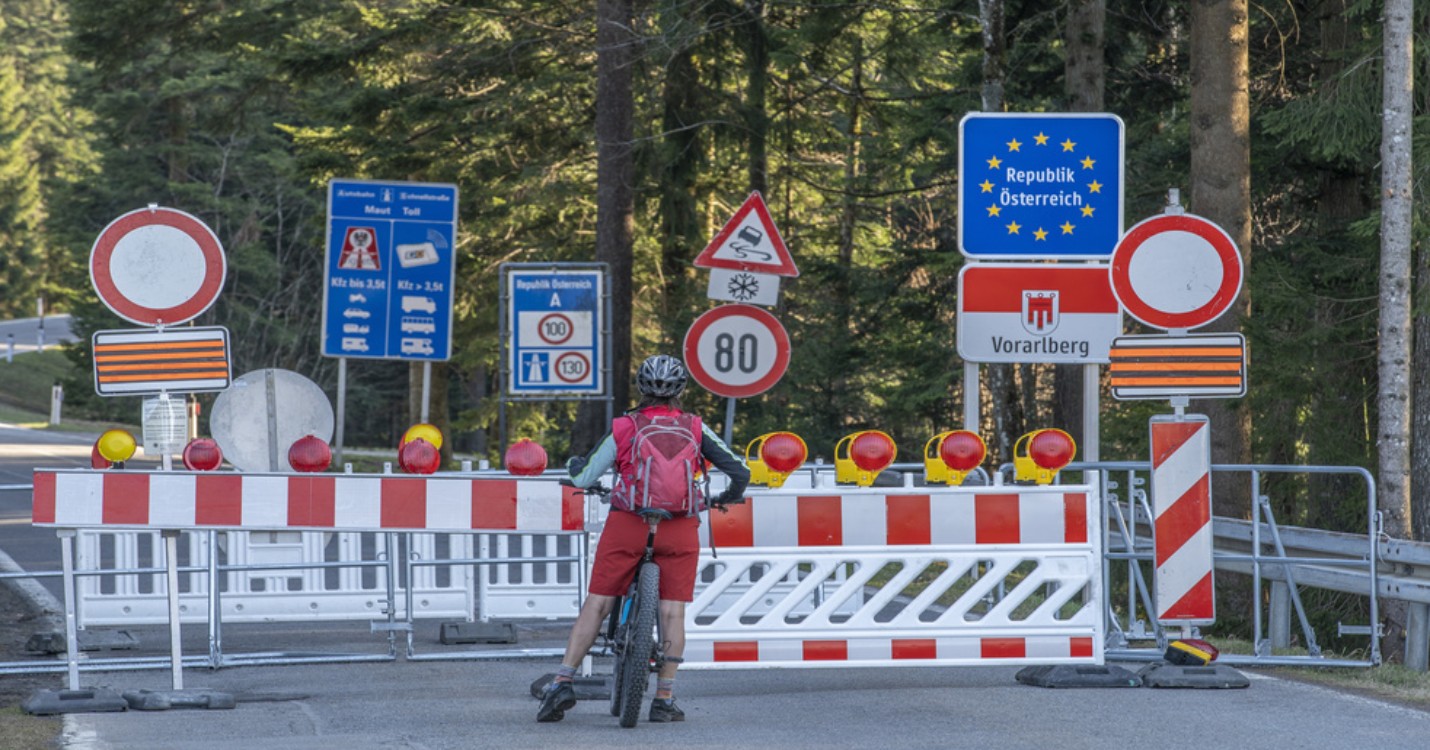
[{"xmin": 210, "ymin": 369, "xmax": 334, "ymax": 472}]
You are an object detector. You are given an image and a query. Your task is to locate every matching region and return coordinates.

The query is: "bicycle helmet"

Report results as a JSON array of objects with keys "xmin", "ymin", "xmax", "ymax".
[{"xmin": 636, "ymin": 355, "xmax": 688, "ymax": 398}]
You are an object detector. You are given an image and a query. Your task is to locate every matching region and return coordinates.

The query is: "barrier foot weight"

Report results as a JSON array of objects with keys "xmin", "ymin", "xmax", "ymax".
[
  {"xmin": 122, "ymin": 688, "xmax": 237, "ymax": 710},
  {"xmin": 530, "ymin": 673, "xmax": 611, "ymax": 701},
  {"xmin": 22, "ymin": 687, "xmax": 128, "ymax": 715},
  {"xmin": 1015, "ymin": 664, "xmax": 1142, "ymax": 688},
  {"xmin": 1138, "ymin": 662, "xmax": 1250, "ymax": 689},
  {"xmin": 25, "ymin": 629, "xmax": 141, "ymax": 655},
  {"xmin": 441, "ymin": 621, "xmax": 517, "ymax": 645}
]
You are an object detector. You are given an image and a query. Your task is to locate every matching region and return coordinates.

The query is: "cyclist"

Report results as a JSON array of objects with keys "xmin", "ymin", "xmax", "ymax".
[{"xmin": 538, "ymin": 354, "xmax": 750, "ymax": 724}]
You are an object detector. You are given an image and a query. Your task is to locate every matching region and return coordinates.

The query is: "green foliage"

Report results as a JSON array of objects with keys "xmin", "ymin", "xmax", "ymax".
[{"xmin": 4, "ymin": 0, "xmax": 1423, "ymax": 515}]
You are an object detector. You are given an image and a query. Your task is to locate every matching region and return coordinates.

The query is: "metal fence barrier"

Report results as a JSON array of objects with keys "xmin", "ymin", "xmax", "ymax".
[{"xmin": 10, "ymin": 458, "xmax": 1430, "ymax": 679}]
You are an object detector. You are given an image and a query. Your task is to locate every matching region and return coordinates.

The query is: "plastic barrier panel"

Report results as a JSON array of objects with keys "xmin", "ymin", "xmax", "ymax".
[
  {"xmin": 33, "ymin": 470, "xmax": 584, "ymax": 625},
  {"xmin": 684, "ymin": 481, "xmax": 1103, "ymax": 669}
]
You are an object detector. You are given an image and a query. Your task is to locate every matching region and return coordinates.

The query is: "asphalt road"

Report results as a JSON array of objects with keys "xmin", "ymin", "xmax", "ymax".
[
  {"xmin": 0, "ymin": 315, "xmax": 77, "ymax": 357},
  {"xmin": 1, "ymin": 426, "xmax": 1428, "ymax": 749}
]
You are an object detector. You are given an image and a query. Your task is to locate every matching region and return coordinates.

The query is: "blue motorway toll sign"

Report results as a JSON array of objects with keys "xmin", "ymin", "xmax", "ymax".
[
  {"xmin": 322, "ymin": 179, "xmax": 458, "ymax": 361},
  {"xmin": 958, "ymin": 113, "xmax": 1124, "ymax": 259},
  {"xmin": 506, "ymin": 268, "xmax": 604, "ymax": 396}
]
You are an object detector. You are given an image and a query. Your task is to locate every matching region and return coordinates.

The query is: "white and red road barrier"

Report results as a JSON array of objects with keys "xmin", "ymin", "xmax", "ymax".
[
  {"xmin": 32, "ymin": 471, "xmax": 584, "ymax": 533},
  {"xmin": 684, "ymin": 481, "xmax": 1104, "ymax": 669},
  {"xmin": 1149, "ymin": 416, "xmax": 1215, "ymax": 625},
  {"xmin": 32, "ymin": 470, "xmax": 586, "ymax": 626}
]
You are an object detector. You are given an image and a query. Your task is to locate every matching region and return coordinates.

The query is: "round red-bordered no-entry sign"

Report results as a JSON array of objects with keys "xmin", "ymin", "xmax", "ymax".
[
  {"xmin": 683, "ymin": 304, "xmax": 791, "ymax": 398},
  {"xmin": 1109, "ymin": 213, "xmax": 1242, "ymax": 331},
  {"xmin": 89, "ymin": 206, "xmax": 227, "ymax": 326}
]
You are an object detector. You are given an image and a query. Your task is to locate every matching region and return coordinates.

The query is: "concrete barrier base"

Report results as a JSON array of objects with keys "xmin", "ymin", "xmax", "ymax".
[
  {"xmin": 441, "ymin": 621, "xmax": 518, "ymax": 644},
  {"xmin": 22, "ymin": 687, "xmax": 128, "ymax": 715},
  {"xmin": 1139, "ymin": 662, "xmax": 1250, "ymax": 689},
  {"xmin": 1015, "ymin": 664, "xmax": 1143, "ymax": 688},
  {"xmin": 121, "ymin": 688, "xmax": 236, "ymax": 710}
]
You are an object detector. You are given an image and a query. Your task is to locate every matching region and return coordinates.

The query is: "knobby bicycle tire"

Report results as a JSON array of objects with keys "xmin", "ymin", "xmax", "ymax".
[{"xmin": 617, "ymin": 561, "xmax": 660, "ymax": 728}]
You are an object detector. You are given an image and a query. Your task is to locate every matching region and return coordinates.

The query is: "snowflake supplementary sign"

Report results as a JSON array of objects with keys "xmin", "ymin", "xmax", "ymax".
[
  {"xmin": 706, "ymin": 268, "xmax": 779, "ymax": 307},
  {"xmin": 958, "ymin": 113, "xmax": 1124, "ymax": 259}
]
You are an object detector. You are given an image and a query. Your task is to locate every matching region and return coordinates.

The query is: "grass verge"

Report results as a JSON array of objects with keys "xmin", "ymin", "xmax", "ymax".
[{"xmin": 0, "ymin": 706, "xmax": 61, "ymax": 749}]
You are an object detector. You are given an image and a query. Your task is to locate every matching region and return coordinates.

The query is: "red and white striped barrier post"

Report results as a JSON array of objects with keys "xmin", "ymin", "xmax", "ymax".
[{"xmin": 1150, "ymin": 415, "xmax": 1215, "ymax": 631}]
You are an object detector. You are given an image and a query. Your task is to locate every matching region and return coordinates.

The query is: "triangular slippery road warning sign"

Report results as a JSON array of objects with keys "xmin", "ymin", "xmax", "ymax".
[{"xmin": 693, "ymin": 192, "xmax": 798, "ymax": 277}]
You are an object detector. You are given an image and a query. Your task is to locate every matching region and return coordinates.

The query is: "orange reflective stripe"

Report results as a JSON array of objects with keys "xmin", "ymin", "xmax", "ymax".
[{"xmin": 1109, "ymin": 346, "xmax": 1242, "ymax": 358}]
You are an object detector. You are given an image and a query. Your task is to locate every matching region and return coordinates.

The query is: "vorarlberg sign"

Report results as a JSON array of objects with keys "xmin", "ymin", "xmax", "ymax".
[{"xmin": 956, "ymin": 263, "xmax": 1122, "ymax": 364}]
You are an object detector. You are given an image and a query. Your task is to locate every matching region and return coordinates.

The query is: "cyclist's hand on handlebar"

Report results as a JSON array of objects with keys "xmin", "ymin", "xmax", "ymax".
[
  {"xmin": 565, "ymin": 455, "xmax": 589, "ymax": 476},
  {"xmin": 711, "ymin": 491, "xmax": 747, "ymax": 513}
]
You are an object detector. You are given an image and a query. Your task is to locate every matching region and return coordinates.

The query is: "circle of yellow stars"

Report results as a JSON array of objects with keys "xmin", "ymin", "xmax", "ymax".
[{"xmin": 979, "ymin": 132, "xmax": 1103, "ymax": 240}]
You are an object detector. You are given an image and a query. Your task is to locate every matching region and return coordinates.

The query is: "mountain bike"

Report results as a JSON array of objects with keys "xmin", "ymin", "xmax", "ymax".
[
  {"xmin": 583, "ymin": 483, "xmax": 744, "ymax": 728},
  {"xmin": 605, "ymin": 506, "xmax": 671, "ymax": 728}
]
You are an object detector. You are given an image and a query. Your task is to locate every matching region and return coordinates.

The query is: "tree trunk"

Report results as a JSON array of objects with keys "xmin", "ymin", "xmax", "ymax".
[
  {"xmin": 977, "ymin": 0, "xmax": 1018, "ymax": 461},
  {"xmin": 1188, "ymin": 0, "xmax": 1251, "ymax": 517},
  {"xmin": 657, "ymin": 0, "xmax": 702, "ymax": 347},
  {"xmin": 1378, "ymin": 0, "xmax": 1414, "ymax": 659},
  {"xmin": 745, "ymin": 0, "xmax": 768, "ymax": 195},
  {"xmin": 1054, "ymin": 0, "xmax": 1105, "ymax": 449},
  {"xmin": 574, "ymin": 0, "xmax": 638, "ymax": 453}
]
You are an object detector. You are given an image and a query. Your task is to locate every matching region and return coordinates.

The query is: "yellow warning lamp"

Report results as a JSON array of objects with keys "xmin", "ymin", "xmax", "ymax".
[
  {"xmin": 924, "ymin": 430, "xmax": 986, "ymax": 486},
  {"xmin": 834, "ymin": 430, "xmax": 897, "ymax": 487},
  {"xmin": 1013, "ymin": 428, "xmax": 1076, "ymax": 485},
  {"xmin": 402, "ymin": 423, "xmax": 444, "ymax": 451},
  {"xmin": 96, "ymin": 429, "xmax": 137, "ymax": 464},
  {"xmin": 745, "ymin": 432, "xmax": 807, "ymax": 488}
]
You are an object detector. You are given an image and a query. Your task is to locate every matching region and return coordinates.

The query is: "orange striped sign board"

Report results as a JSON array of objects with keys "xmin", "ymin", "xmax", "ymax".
[
  {"xmin": 1109, "ymin": 334, "xmax": 1246, "ymax": 400},
  {"xmin": 92, "ymin": 327, "xmax": 232, "ymax": 396}
]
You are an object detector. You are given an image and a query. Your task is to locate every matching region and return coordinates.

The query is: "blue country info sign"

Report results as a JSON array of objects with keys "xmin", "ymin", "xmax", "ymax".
[
  {"xmin": 958, "ymin": 113, "xmax": 1124, "ymax": 259},
  {"xmin": 508, "ymin": 269, "xmax": 603, "ymax": 396},
  {"xmin": 322, "ymin": 179, "xmax": 458, "ymax": 361}
]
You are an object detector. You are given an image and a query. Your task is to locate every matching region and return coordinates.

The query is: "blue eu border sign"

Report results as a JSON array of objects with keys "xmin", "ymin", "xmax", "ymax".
[
  {"xmin": 958, "ymin": 113, "xmax": 1124, "ymax": 260},
  {"xmin": 322, "ymin": 178, "xmax": 458, "ymax": 361},
  {"xmin": 507, "ymin": 268, "xmax": 604, "ymax": 396}
]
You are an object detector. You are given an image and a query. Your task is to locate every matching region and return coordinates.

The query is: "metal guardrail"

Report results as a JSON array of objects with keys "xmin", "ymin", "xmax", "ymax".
[{"xmin": 1081, "ymin": 461, "xmax": 1411, "ymax": 669}]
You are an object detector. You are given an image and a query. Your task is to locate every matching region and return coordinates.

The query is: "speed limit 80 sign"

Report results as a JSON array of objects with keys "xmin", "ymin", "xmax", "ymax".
[{"xmin": 683, "ymin": 304, "xmax": 791, "ymax": 398}]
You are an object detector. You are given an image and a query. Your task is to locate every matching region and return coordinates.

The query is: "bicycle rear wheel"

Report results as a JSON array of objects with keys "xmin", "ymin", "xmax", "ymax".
[{"xmin": 617, "ymin": 561, "xmax": 660, "ymax": 728}]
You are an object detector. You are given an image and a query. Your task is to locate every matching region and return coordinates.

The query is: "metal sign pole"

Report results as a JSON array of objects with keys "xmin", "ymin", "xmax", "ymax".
[
  {"xmin": 163, "ymin": 530, "xmax": 184, "ymax": 690},
  {"xmin": 421, "ymin": 361, "xmax": 432, "ymax": 423},
  {"xmin": 963, "ymin": 362, "xmax": 979, "ymax": 432},
  {"xmin": 335, "ymin": 357, "xmax": 347, "ymax": 468},
  {"xmin": 723, "ymin": 397, "xmax": 736, "ymax": 446},
  {"xmin": 1083, "ymin": 363, "xmax": 1100, "ymax": 462}
]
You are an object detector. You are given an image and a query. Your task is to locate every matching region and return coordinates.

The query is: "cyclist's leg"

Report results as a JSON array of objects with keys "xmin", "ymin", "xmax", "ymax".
[
  {"xmin": 559, "ymin": 593, "xmax": 617, "ymax": 670},
  {"xmin": 657, "ymin": 599, "xmax": 686, "ymax": 684}
]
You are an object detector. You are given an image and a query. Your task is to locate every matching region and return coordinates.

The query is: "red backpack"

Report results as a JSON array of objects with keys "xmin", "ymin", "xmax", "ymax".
[{"xmin": 611, "ymin": 410, "xmax": 704, "ymax": 516}]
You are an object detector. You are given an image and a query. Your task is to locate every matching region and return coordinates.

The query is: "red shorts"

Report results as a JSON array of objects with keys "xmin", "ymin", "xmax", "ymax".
[{"xmin": 588, "ymin": 511, "xmax": 700, "ymax": 602}]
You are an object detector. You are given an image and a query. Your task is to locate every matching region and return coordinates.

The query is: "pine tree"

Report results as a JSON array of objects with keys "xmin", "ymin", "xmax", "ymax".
[{"xmin": 0, "ymin": 55, "xmax": 42, "ymax": 318}]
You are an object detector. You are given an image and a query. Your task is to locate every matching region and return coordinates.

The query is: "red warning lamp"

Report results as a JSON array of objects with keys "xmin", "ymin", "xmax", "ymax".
[
  {"xmin": 90, "ymin": 443, "xmax": 112, "ymax": 470},
  {"xmin": 1013, "ymin": 428, "xmax": 1076, "ymax": 485},
  {"xmin": 505, "ymin": 438, "xmax": 548, "ymax": 476},
  {"xmin": 761, "ymin": 433, "xmax": 806, "ymax": 474},
  {"xmin": 835, "ymin": 430, "xmax": 897, "ymax": 487},
  {"xmin": 924, "ymin": 430, "xmax": 986, "ymax": 485},
  {"xmin": 746, "ymin": 432, "xmax": 807, "ymax": 488},
  {"xmin": 400, "ymin": 438, "xmax": 441, "ymax": 475},
  {"xmin": 851, "ymin": 432, "xmax": 896, "ymax": 472},
  {"xmin": 182, "ymin": 438, "xmax": 223, "ymax": 471},
  {"xmin": 288, "ymin": 435, "xmax": 332, "ymax": 473}
]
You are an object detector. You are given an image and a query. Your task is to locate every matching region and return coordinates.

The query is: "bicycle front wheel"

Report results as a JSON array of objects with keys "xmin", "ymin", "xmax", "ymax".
[{"xmin": 617, "ymin": 561, "xmax": 660, "ymax": 728}]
